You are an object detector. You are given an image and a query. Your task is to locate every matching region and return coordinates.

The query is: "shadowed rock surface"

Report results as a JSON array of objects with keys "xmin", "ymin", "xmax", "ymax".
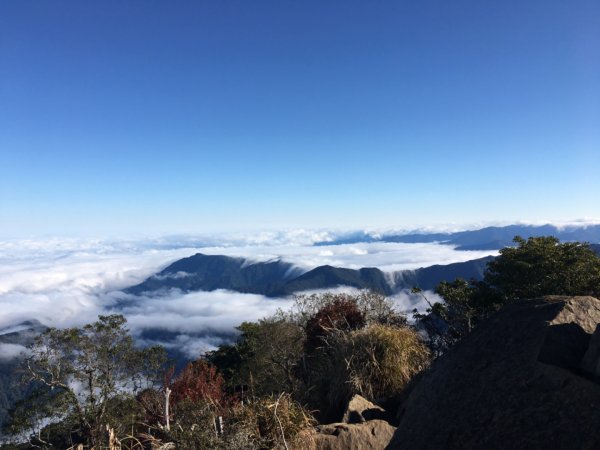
[
  {"xmin": 582, "ymin": 324, "xmax": 600, "ymax": 379},
  {"xmin": 388, "ymin": 296, "xmax": 600, "ymax": 450}
]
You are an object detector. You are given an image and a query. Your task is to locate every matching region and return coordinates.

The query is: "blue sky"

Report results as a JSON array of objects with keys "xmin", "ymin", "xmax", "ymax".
[{"xmin": 1, "ymin": 0, "xmax": 599, "ymax": 237}]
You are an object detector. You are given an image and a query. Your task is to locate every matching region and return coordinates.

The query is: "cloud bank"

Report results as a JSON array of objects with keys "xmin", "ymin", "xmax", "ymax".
[
  {"xmin": 0, "ymin": 343, "xmax": 28, "ymax": 361},
  {"xmin": 0, "ymin": 232, "xmax": 489, "ymax": 359}
]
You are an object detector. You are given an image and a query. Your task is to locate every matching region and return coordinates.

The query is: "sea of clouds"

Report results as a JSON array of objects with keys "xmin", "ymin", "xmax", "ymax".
[{"xmin": 0, "ymin": 230, "xmax": 498, "ymax": 359}]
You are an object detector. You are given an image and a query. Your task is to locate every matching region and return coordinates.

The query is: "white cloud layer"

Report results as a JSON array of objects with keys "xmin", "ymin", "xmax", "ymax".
[
  {"xmin": 0, "ymin": 232, "xmax": 492, "ymax": 359},
  {"xmin": 193, "ymin": 241, "xmax": 495, "ymax": 272},
  {"xmin": 0, "ymin": 343, "xmax": 29, "ymax": 361}
]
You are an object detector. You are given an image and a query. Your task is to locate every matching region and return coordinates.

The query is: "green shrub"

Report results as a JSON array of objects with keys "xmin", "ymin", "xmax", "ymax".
[
  {"xmin": 416, "ymin": 236, "xmax": 600, "ymax": 354},
  {"xmin": 207, "ymin": 319, "xmax": 305, "ymax": 398}
]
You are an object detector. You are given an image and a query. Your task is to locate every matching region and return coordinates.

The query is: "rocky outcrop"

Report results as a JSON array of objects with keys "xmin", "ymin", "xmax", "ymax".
[
  {"xmin": 341, "ymin": 394, "xmax": 387, "ymax": 424},
  {"xmin": 387, "ymin": 296, "xmax": 600, "ymax": 450},
  {"xmin": 309, "ymin": 395, "xmax": 395, "ymax": 449},
  {"xmin": 314, "ymin": 420, "xmax": 396, "ymax": 450}
]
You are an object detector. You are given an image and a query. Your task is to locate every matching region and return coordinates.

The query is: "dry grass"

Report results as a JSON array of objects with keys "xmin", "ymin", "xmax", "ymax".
[
  {"xmin": 315, "ymin": 324, "xmax": 431, "ymax": 413},
  {"xmin": 345, "ymin": 324, "xmax": 431, "ymax": 400},
  {"xmin": 227, "ymin": 393, "xmax": 316, "ymax": 449}
]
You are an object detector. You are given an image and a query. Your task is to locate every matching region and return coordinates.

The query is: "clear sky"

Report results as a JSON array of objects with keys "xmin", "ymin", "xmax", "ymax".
[{"xmin": 1, "ymin": 0, "xmax": 599, "ymax": 237}]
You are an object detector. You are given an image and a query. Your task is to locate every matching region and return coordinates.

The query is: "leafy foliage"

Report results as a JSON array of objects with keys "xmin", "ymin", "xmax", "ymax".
[
  {"xmin": 415, "ymin": 236, "xmax": 600, "ymax": 354},
  {"xmin": 485, "ymin": 236, "xmax": 600, "ymax": 301},
  {"xmin": 9, "ymin": 315, "xmax": 165, "ymax": 449},
  {"xmin": 206, "ymin": 318, "xmax": 305, "ymax": 398}
]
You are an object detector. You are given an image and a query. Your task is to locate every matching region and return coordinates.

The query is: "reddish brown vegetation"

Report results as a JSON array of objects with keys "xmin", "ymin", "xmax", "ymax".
[
  {"xmin": 171, "ymin": 360, "xmax": 226, "ymax": 406},
  {"xmin": 305, "ymin": 298, "xmax": 366, "ymax": 352}
]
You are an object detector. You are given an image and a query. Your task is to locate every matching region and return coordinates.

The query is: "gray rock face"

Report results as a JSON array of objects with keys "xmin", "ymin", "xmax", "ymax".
[
  {"xmin": 314, "ymin": 420, "xmax": 396, "ymax": 450},
  {"xmin": 388, "ymin": 296, "xmax": 600, "ymax": 450}
]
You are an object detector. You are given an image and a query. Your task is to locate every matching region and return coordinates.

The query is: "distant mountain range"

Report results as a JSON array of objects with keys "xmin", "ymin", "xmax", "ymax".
[
  {"xmin": 126, "ymin": 225, "xmax": 600, "ymax": 298},
  {"xmin": 315, "ymin": 224, "xmax": 600, "ymax": 250},
  {"xmin": 125, "ymin": 253, "xmax": 495, "ymax": 297}
]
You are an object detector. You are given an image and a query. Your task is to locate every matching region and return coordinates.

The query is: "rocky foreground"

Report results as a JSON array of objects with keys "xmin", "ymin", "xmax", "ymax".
[{"xmin": 313, "ymin": 296, "xmax": 600, "ymax": 449}]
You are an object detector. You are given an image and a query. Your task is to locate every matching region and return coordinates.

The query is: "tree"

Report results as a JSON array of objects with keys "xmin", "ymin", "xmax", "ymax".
[
  {"xmin": 484, "ymin": 236, "xmax": 600, "ymax": 302},
  {"xmin": 415, "ymin": 236, "xmax": 600, "ymax": 354},
  {"xmin": 206, "ymin": 319, "xmax": 305, "ymax": 398},
  {"xmin": 170, "ymin": 360, "xmax": 225, "ymax": 407},
  {"xmin": 289, "ymin": 291, "xmax": 406, "ymax": 328},
  {"xmin": 12, "ymin": 315, "xmax": 166, "ymax": 449}
]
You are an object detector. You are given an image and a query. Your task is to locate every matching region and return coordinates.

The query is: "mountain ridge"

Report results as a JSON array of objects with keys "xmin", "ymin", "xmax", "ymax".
[
  {"xmin": 124, "ymin": 253, "xmax": 494, "ymax": 297},
  {"xmin": 316, "ymin": 224, "xmax": 600, "ymax": 250},
  {"xmin": 126, "ymin": 239, "xmax": 600, "ymax": 298}
]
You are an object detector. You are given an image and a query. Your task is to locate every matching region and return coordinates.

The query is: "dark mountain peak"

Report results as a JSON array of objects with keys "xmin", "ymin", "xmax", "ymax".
[
  {"xmin": 310, "ymin": 264, "xmax": 335, "ymax": 271},
  {"xmin": 123, "ymin": 251, "xmax": 499, "ymax": 298},
  {"xmin": 272, "ymin": 264, "xmax": 394, "ymax": 296},
  {"xmin": 359, "ymin": 266, "xmax": 384, "ymax": 275},
  {"xmin": 160, "ymin": 252, "xmax": 245, "ymax": 273},
  {"xmin": 125, "ymin": 253, "xmax": 303, "ymax": 297}
]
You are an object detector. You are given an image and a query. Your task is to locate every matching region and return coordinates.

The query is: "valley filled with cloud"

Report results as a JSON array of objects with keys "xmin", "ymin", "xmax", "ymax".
[{"xmin": 0, "ymin": 231, "xmax": 497, "ymax": 357}]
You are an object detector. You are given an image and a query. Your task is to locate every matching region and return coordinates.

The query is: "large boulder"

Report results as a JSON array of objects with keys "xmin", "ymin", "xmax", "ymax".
[{"xmin": 388, "ymin": 296, "xmax": 600, "ymax": 450}]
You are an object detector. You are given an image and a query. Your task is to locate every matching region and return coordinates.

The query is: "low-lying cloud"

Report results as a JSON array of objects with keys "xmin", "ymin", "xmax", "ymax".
[
  {"xmin": 120, "ymin": 289, "xmax": 294, "ymax": 358},
  {"xmin": 0, "ymin": 343, "xmax": 28, "ymax": 361},
  {"xmin": 0, "ymin": 232, "xmax": 486, "ymax": 359}
]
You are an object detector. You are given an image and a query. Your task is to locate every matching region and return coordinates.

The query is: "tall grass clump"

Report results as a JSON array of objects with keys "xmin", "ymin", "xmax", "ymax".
[
  {"xmin": 344, "ymin": 324, "xmax": 430, "ymax": 400},
  {"xmin": 313, "ymin": 324, "xmax": 430, "ymax": 416},
  {"xmin": 227, "ymin": 393, "xmax": 316, "ymax": 450}
]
